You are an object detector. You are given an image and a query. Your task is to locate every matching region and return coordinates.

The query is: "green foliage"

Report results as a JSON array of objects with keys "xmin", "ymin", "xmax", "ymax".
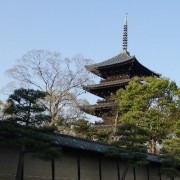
[
  {"xmin": 4, "ymin": 88, "xmax": 51, "ymax": 126},
  {"xmin": 116, "ymin": 123, "xmax": 149, "ymax": 152},
  {"xmin": 94, "ymin": 129, "xmax": 113, "ymax": 143},
  {"xmin": 72, "ymin": 119, "xmax": 96, "ymax": 139},
  {"xmin": 71, "ymin": 119, "xmax": 113, "ymax": 143},
  {"xmin": 160, "ymin": 137, "xmax": 180, "ymax": 178},
  {"xmin": 113, "ymin": 76, "xmax": 180, "ymax": 153},
  {"xmin": 112, "ymin": 76, "xmax": 180, "ymax": 179},
  {"xmin": 1, "ymin": 88, "xmax": 60, "ymax": 180},
  {"xmin": 108, "ymin": 123, "xmax": 149, "ymax": 167},
  {"xmin": 161, "ymin": 138, "xmax": 180, "ymax": 161},
  {"xmin": 160, "ymin": 158, "xmax": 180, "ymax": 179},
  {"xmin": 58, "ymin": 119, "xmax": 113, "ymax": 143},
  {"xmin": 0, "ymin": 121, "xmax": 61, "ymax": 159},
  {"xmin": 174, "ymin": 120, "xmax": 180, "ymax": 137}
]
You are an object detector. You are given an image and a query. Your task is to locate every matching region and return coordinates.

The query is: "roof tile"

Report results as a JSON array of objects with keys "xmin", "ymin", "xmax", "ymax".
[{"xmin": 86, "ymin": 53, "xmax": 134, "ymax": 69}]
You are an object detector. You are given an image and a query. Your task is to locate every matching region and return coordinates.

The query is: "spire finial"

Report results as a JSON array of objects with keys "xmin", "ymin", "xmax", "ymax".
[
  {"xmin": 121, "ymin": 13, "xmax": 129, "ymax": 54},
  {"xmin": 124, "ymin": 13, "xmax": 128, "ymax": 26}
]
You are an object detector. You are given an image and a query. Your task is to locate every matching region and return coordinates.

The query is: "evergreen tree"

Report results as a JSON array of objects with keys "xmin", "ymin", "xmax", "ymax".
[
  {"xmin": 107, "ymin": 123, "xmax": 149, "ymax": 180},
  {"xmin": 111, "ymin": 76, "xmax": 180, "ymax": 179},
  {"xmin": 2, "ymin": 88, "xmax": 59, "ymax": 180},
  {"xmin": 160, "ymin": 120, "xmax": 180, "ymax": 179},
  {"xmin": 113, "ymin": 76, "xmax": 180, "ymax": 153},
  {"xmin": 4, "ymin": 88, "xmax": 51, "ymax": 126},
  {"xmin": 71, "ymin": 119, "xmax": 96, "ymax": 139},
  {"xmin": 71, "ymin": 119, "xmax": 113, "ymax": 143}
]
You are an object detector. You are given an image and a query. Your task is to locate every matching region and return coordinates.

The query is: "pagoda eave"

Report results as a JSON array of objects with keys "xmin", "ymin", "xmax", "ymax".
[
  {"xmin": 85, "ymin": 58, "xmax": 134, "ymax": 78},
  {"xmin": 136, "ymin": 60, "xmax": 160, "ymax": 77},
  {"xmin": 83, "ymin": 79, "xmax": 130, "ymax": 91}
]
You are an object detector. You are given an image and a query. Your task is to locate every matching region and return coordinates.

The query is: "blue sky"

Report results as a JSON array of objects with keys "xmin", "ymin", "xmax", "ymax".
[{"xmin": 0, "ymin": 0, "xmax": 180, "ymax": 105}]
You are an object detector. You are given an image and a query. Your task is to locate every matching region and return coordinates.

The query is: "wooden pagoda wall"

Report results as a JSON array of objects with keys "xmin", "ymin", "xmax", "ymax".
[{"xmin": 0, "ymin": 147, "xmax": 179, "ymax": 180}]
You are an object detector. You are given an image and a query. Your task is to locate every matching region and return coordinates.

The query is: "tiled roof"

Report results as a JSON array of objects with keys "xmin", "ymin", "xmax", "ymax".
[
  {"xmin": 52, "ymin": 132, "xmax": 110, "ymax": 153},
  {"xmin": 85, "ymin": 53, "xmax": 160, "ymax": 78},
  {"xmin": 86, "ymin": 52, "xmax": 134, "ymax": 70},
  {"xmin": 52, "ymin": 133, "xmax": 160, "ymax": 163}
]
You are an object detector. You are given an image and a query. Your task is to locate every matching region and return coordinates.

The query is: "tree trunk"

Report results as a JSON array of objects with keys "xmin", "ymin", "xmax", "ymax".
[
  {"xmin": 149, "ymin": 139, "xmax": 157, "ymax": 154},
  {"xmin": 15, "ymin": 147, "xmax": 25, "ymax": 180},
  {"xmin": 120, "ymin": 165, "xmax": 129, "ymax": 180},
  {"xmin": 114, "ymin": 110, "xmax": 119, "ymax": 132},
  {"xmin": 151, "ymin": 139, "xmax": 157, "ymax": 154}
]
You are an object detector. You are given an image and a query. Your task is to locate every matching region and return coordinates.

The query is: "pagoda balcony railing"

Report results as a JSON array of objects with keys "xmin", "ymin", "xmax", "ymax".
[
  {"xmin": 85, "ymin": 78, "xmax": 130, "ymax": 89},
  {"xmin": 92, "ymin": 101, "xmax": 114, "ymax": 109},
  {"xmin": 97, "ymin": 99, "xmax": 114, "ymax": 104},
  {"xmin": 100, "ymin": 78, "xmax": 129, "ymax": 86},
  {"xmin": 100, "ymin": 74, "xmax": 130, "ymax": 83}
]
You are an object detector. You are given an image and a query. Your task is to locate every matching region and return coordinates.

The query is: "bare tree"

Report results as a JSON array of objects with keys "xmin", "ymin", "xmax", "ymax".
[{"xmin": 6, "ymin": 50, "xmax": 93, "ymax": 124}]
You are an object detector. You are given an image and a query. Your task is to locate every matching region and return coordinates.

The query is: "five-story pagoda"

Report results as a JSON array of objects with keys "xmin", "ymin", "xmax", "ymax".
[{"xmin": 83, "ymin": 14, "xmax": 159, "ymax": 127}]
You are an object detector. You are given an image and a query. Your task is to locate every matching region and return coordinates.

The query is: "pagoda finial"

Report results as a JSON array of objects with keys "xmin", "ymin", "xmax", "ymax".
[{"xmin": 121, "ymin": 13, "xmax": 128, "ymax": 54}]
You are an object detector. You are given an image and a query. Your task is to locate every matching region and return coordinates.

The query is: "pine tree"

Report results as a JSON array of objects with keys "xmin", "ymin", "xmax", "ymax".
[
  {"xmin": 113, "ymin": 76, "xmax": 180, "ymax": 153},
  {"xmin": 107, "ymin": 123, "xmax": 149, "ymax": 180},
  {"xmin": 4, "ymin": 88, "xmax": 51, "ymax": 126},
  {"xmin": 2, "ymin": 88, "xmax": 60, "ymax": 180}
]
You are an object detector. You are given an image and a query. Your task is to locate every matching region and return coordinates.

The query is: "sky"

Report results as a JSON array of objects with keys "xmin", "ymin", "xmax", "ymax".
[{"xmin": 0, "ymin": 0, "xmax": 180, "ymax": 107}]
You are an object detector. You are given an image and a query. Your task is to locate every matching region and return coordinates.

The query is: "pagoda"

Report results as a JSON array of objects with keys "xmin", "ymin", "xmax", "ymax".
[{"xmin": 83, "ymin": 14, "xmax": 159, "ymax": 127}]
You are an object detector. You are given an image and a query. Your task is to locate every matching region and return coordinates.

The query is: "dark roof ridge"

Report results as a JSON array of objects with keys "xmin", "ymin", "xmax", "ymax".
[
  {"xmin": 52, "ymin": 132, "xmax": 162, "ymax": 163},
  {"xmin": 86, "ymin": 52, "xmax": 134, "ymax": 70},
  {"xmin": 53, "ymin": 131, "xmax": 110, "ymax": 146}
]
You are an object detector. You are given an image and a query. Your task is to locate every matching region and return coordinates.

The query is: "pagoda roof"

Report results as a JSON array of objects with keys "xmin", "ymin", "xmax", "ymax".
[
  {"xmin": 85, "ymin": 52, "xmax": 134, "ymax": 71},
  {"xmin": 85, "ymin": 52, "xmax": 160, "ymax": 78},
  {"xmin": 83, "ymin": 78, "xmax": 130, "ymax": 91}
]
